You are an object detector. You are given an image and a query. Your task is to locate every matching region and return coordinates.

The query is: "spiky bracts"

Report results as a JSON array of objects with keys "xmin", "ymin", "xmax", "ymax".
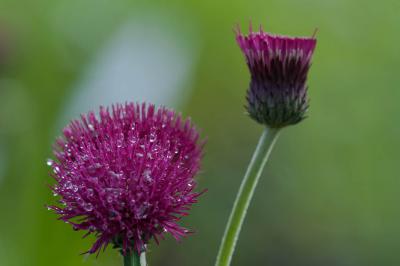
[{"xmin": 236, "ymin": 25, "xmax": 317, "ymax": 128}]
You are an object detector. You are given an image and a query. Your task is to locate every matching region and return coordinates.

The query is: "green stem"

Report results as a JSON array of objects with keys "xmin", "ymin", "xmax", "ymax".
[
  {"xmin": 123, "ymin": 250, "xmax": 143, "ymax": 266},
  {"xmin": 215, "ymin": 127, "xmax": 280, "ymax": 266}
]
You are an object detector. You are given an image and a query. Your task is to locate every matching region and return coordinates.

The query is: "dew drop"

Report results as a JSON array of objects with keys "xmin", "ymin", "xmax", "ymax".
[
  {"xmin": 87, "ymin": 163, "xmax": 102, "ymax": 174},
  {"xmin": 53, "ymin": 166, "xmax": 60, "ymax": 174},
  {"xmin": 149, "ymin": 133, "xmax": 157, "ymax": 143},
  {"xmin": 76, "ymin": 197, "xmax": 84, "ymax": 206},
  {"xmin": 72, "ymin": 185, "xmax": 79, "ymax": 192},
  {"xmin": 142, "ymin": 169, "xmax": 152, "ymax": 183},
  {"xmin": 106, "ymin": 195, "xmax": 113, "ymax": 203},
  {"xmin": 86, "ymin": 188, "xmax": 94, "ymax": 197},
  {"xmin": 88, "ymin": 124, "xmax": 95, "ymax": 131},
  {"xmin": 108, "ymin": 170, "xmax": 122, "ymax": 179},
  {"xmin": 89, "ymin": 176, "xmax": 99, "ymax": 183},
  {"xmin": 84, "ymin": 203, "xmax": 93, "ymax": 212},
  {"xmin": 46, "ymin": 159, "xmax": 53, "ymax": 166},
  {"xmin": 129, "ymin": 136, "xmax": 137, "ymax": 145},
  {"xmin": 136, "ymin": 153, "xmax": 144, "ymax": 157},
  {"xmin": 116, "ymin": 133, "xmax": 124, "ymax": 148},
  {"xmin": 113, "ymin": 189, "xmax": 122, "ymax": 197},
  {"xmin": 137, "ymin": 202, "xmax": 151, "ymax": 219},
  {"xmin": 65, "ymin": 181, "xmax": 73, "ymax": 190}
]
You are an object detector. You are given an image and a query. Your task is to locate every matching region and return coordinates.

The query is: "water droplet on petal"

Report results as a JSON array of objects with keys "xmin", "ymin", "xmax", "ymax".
[
  {"xmin": 53, "ymin": 166, "xmax": 60, "ymax": 174},
  {"xmin": 107, "ymin": 195, "xmax": 113, "ymax": 203},
  {"xmin": 65, "ymin": 181, "xmax": 73, "ymax": 190},
  {"xmin": 135, "ymin": 202, "xmax": 151, "ymax": 219},
  {"xmin": 129, "ymin": 136, "xmax": 137, "ymax": 145},
  {"xmin": 84, "ymin": 203, "xmax": 93, "ymax": 212},
  {"xmin": 86, "ymin": 188, "xmax": 94, "ymax": 197},
  {"xmin": 108, "ymin": 170, "xmax": 122, "ymax": 179},
  {"xmin": 142, "ymin": 169, "xmax": 152, "ymax": 183},
  {"xmin": 46, "ymin": 159, "xmax": 53, "ymax": 166},
  {"xmin": 116, "ymin": 133, "xmax": 124, "ymax": 148},
  {"xmin": 149, "ymin": 133, "xmax": 157, "ymax": 143}
]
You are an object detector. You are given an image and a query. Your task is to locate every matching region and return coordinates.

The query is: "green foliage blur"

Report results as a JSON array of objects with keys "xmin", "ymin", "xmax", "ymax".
[{"xmin": 0, "ymin": 0, "xmax": 399, "ymax": 265}]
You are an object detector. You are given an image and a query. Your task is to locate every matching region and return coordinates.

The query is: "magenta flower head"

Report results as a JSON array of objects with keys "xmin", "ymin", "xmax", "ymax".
[
  {"xmin": 236, "ymin": 24, "xmax": 317, "ymax": 128},
  {"xmin": 47, "ymin": 102, "xmax": 205, "ymax": 256}
]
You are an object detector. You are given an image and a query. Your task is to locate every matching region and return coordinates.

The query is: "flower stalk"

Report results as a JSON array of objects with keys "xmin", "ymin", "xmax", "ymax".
[
  {"xmin": 215, "ymin": 127, "xmax": 280, "ymax": 266},
  {"xmin": 123, "ymin": 251, "xmax": 141, "ymax": 266}
]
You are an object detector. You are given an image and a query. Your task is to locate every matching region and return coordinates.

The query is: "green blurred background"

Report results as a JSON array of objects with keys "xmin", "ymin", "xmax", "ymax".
[{"xmin": 0, "ymin": 0, "xmax": 399, "ymax": 265}]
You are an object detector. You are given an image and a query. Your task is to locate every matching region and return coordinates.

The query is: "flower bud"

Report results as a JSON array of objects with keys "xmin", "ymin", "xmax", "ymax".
[{"xmin": 236, "ymin": 25, "xmax": 317, "ymax": 128}]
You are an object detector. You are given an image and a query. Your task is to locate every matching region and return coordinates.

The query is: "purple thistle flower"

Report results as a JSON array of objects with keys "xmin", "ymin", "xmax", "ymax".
[
  {"xmin": 236, "ymin": 24, "xmax": 317, "ymax": 128},
  {"xmin": 47, "ymin": 102, "xmax": 205, "ymax": 256}
]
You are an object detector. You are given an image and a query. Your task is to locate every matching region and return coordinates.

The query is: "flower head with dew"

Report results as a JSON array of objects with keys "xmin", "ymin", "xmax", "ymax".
[
  {"xmin": 47, "ymin": 102, "xmax": 205, "ymax": 256},
  {"xmin": 236, "ymin": 24, "xmax": 317, "ymax": 128}
]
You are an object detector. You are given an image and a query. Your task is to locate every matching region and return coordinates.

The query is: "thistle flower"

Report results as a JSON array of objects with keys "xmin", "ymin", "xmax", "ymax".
[
  {"xmin": 215, "ymin": 25, "xmax": 318, "ymax": 266},
  {"xmin": 47, "ymin": 102, "xmax": 205, "ymax": 256},
  {"xmin": 236, "ymin": 25, "xmax": 317, "ymax": 128}
]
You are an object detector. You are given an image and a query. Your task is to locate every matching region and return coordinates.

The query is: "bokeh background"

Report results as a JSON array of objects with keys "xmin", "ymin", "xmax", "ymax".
[{"xmin": 1, "ymin": 0, "xmax": 400, "ymax": 265}]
